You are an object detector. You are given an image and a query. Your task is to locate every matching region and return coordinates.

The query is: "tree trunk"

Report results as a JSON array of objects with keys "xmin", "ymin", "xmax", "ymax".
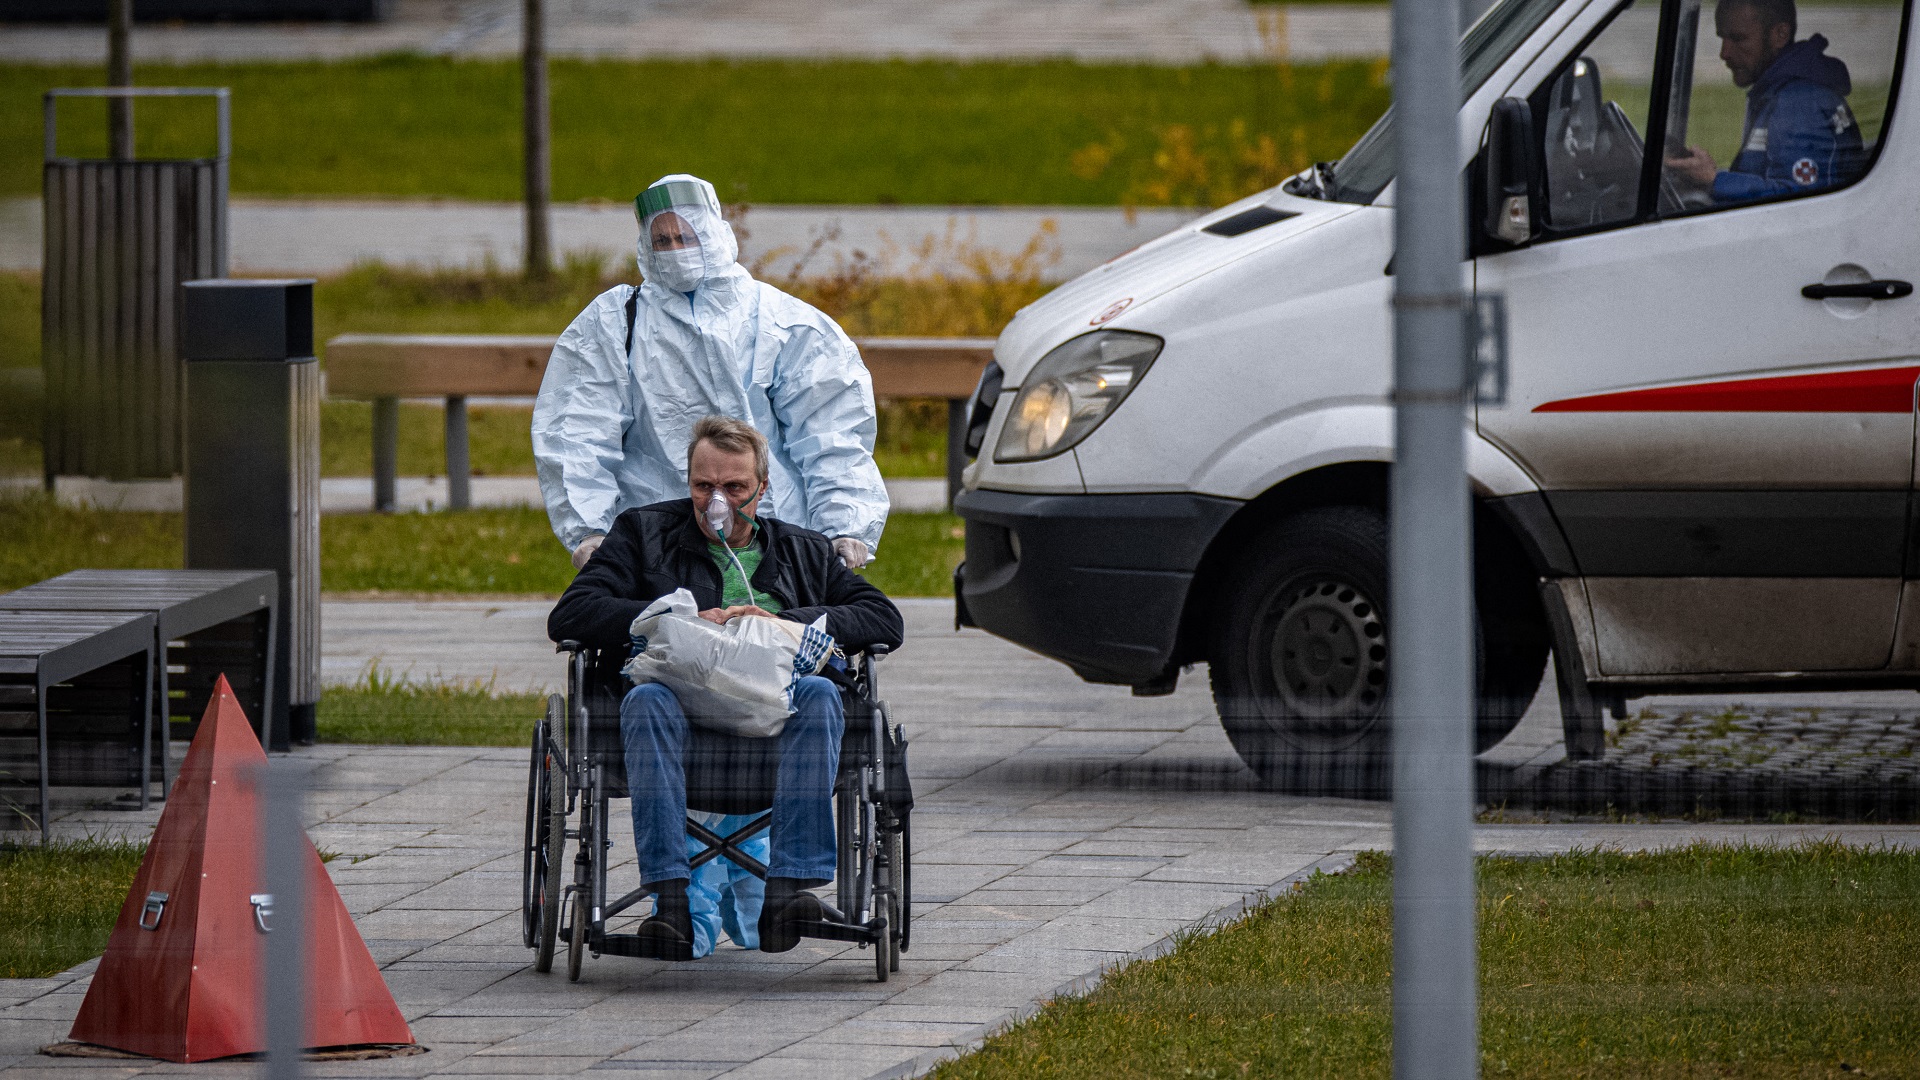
[
  {"xmin": 522, "ymin": 0, "xmax": 552, "ymax": 281},
  {"xmin": 108, "ymin": 0, "xmax": 133, "ymax": 160}
]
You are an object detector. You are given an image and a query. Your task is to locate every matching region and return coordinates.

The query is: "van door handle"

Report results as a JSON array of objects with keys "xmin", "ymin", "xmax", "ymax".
[{"xmin": 1801, "ymin": 280, "xmax": 1913, "ymax": 300}]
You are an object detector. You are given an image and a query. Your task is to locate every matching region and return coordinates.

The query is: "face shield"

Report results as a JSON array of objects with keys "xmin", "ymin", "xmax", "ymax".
[{"xmin": 634, "ymin": 175, "xmax": 739, "ymax": 292}]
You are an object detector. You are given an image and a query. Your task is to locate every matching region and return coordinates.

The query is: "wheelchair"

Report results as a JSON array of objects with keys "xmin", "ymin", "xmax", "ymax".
[{"xmin": 522, "ymin": 639, "xmax": 913, "ymax": 981}]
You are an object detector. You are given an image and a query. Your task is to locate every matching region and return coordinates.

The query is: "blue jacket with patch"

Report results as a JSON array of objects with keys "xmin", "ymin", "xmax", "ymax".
[{"xmin": 1715, "ymin": 34, "xmax": 1866, "ymax": 202}]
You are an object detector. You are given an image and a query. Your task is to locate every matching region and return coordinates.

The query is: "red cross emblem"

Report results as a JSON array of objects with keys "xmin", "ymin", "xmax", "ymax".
[{"xmin": 1791, "ymin": 158, "xmax": 1819, "ymax": 186}]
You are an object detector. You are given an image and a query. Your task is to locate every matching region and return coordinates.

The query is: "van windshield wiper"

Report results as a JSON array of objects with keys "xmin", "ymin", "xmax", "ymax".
[{"xmin": 1283, "ymin": 161, "xmax": 1338, "ymax": 201}]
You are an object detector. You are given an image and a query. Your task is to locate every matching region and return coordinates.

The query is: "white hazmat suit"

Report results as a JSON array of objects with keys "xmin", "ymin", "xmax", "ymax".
[{"xmin": 533, "ymin": 174, "xmax": 888, "ymax": 567}]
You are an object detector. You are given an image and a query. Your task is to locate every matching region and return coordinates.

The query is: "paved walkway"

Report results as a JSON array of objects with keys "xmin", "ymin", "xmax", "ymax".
[
  {"xmin": 0, "ymin": 197, "xmax": 1200, "ymax": 281},
  {"xmin": 6, "ymin": 599, "xmax": 1918, "ymax": 1077},
  {"xmin": 1, "ymin": 0, "xmax": 1385, "ymax": 64}
]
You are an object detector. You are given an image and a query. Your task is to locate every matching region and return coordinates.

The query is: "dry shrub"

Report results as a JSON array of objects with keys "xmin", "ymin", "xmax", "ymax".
[
  {"xmin": 748, "ymin": 216, "xmax": 1061, "ymax": 338},
  {"xmin": 1073, "ymin": 120, "xmax": 1301, "ymax": 209},
  {"xmin": 1070, "ymin": 60, "xmax": 1394, "ymax": 209}
]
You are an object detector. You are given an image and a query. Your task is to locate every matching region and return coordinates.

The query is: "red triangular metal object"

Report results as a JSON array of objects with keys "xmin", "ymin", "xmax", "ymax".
[{"xmin": 69, "ymin": 675, "xmax": 413, "ymax": 1062}]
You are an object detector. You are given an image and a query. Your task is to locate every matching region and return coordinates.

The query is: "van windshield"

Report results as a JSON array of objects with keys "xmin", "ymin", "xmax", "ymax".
[{"xmin": 1310, "ymin": 0, "xmax": 1569, "ymax": 202}]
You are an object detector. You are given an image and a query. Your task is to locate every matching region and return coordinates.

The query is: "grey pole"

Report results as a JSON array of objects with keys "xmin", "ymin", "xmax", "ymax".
[
  {"xmin": 1388, "ymin": 0, "xmax": 1478, "ymax": 1076},
  {"xmin": 445, "ymin": 395, "xmax": 471, "ymax": 511},
  {"xmin": 261, "ymin": 760, "xmax": 307, "ymax": 1080},
  {"xmin": 107, "ymin": 0, "xmax": 132, "ymax": 160},
  {"xmin": 372, "ymin": 397, "xmax": 398, "ymax": 513},
  {"xmin": 522, "ymin": 0, "xmax": 552, "ymax": 281}
]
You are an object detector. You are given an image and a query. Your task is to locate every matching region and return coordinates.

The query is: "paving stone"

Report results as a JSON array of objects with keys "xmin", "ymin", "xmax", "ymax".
[{"xmin": 609, "ymin": 1029, "xmax": 807, "ymax": 1064}]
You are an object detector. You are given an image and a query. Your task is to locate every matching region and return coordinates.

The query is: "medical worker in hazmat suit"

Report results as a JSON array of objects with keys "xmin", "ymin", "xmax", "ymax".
[{"xmin": 533, "ymin": 174, "xmax": 888, "ymax": 571}]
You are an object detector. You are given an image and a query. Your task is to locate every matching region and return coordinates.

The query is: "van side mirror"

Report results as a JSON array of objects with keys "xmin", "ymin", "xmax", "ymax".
[{"xmin": 1485, "ymin": 97, "xmax": 1535, "ymax": 246}]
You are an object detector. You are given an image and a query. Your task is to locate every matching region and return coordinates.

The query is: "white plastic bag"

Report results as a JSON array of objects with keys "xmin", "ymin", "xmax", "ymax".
[{"xmin": 620, "ymin": 588, "xmax": 835, "ymax": 738}]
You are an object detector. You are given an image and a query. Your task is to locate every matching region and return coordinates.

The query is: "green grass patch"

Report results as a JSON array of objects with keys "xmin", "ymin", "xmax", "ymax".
[
  {"xmin": 862, "ymin": 511, "xmax": 965, "ymax": 598},
  {"xmin": 320, "ymin": 400, "xmax": 539, "ymax": 478},
  {"xmin": 0, "ymin": 493, "xmax": 182, "ymax": 592},
  {"xmin": 320, "ymin": 505, "xmax": 576, "ymax": 593},
  {"xmin": 4, "ymin": 57, "xmax": 1387, "ymax": 206},
  {"xmin": 0, "ymin": 271, "xmax": 37, "ymax": 369},
  {"xmin": 319, "ymin": 665, "xmax": 546, "ymax": 746},
  {"xmin": 0, "ymin": 839, "xmax": 145, "ymax": 978},
  {"xmin": 935, "ymin": 840, "xmax": 1920, "ymax": 1079}
]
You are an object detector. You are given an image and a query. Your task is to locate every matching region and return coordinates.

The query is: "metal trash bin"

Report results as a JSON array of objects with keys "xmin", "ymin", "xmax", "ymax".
[
  {"xmin": 181, "ymin": 279, "xmax": 320, "ymax": 751},
  {"xmin": 41, "ymin": 86, "xmax": 229, "ymax": 483}
]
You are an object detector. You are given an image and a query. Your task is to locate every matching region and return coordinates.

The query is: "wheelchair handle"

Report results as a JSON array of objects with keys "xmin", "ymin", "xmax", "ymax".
[{"xmin": 556, "ymin": 639, "xmax": 584, "ymax": 655}]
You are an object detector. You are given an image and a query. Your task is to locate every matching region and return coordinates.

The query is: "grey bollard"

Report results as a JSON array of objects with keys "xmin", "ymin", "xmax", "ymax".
[{"xmin": 181, "ymin": 279, "xmax": 321, "ymax": 751}]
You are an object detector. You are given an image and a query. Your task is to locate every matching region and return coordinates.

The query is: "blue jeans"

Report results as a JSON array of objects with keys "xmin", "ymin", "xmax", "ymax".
[{"xmin": 620, "ymin": 676, "xmax": 843, "ymax": 887}]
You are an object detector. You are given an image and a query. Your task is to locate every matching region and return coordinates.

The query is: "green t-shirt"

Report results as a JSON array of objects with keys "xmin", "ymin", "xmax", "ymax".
[{"xmin": 708, "ymin": 537, "xmax": 783, "ymax": 613}]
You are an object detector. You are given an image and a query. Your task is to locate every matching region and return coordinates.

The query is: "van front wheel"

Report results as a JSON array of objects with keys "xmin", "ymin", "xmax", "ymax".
[{"xmin": 1208, "ymin": 505, "xmax": 1542, "ymax": 797}]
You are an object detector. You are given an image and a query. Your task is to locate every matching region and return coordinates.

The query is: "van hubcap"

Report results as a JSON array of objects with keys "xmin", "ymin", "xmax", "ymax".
[{"xmin": 1267, "ymin": 578, "xmax": 1387, "ymax": 734}]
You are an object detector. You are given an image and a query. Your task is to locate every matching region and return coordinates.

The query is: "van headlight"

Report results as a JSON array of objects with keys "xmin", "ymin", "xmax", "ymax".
[{"xmin": 994, "ymin": 330, "xmax": 1163, "ymax": 462}]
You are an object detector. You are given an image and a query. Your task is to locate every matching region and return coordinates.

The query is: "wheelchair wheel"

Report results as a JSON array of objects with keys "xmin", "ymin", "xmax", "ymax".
[
  {"xmin": 883, "ymin": 829, "xmax": 904, "ymax": 973},
  {"xmin": 566, "ymin": 889, "xmax": 589, "ymax": 983},
  {"xmin": 522, "ymin": 717, "xmax": 544, "ymax": 949},
  {"xmin": 532, "ymin": 697, "xmax": 567, "ymax": 973}
]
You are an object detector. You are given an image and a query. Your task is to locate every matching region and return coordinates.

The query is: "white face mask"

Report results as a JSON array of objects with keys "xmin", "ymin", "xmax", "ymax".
[{"xmin": 651, "ymin": 245, "xmax": 705, "ymax": 292}]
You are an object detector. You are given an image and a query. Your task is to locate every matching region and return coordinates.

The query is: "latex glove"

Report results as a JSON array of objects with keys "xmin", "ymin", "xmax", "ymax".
[
  {"xmin": 571, "ymin": 534, "xmax": 606, "ymax": 570},
  {"xmin": 832, "ymin": 537, "xmax": 871, "ymax": 570}
]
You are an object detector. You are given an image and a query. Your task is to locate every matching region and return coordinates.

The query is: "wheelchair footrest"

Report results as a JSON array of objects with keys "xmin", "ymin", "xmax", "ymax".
[
  {"xmin": 594, "ymin": 933, "xmax": 689, "ymax": 961},
  {"xmin": 794, "ymin": 917, "xmax": 885, "ymax": 945}
]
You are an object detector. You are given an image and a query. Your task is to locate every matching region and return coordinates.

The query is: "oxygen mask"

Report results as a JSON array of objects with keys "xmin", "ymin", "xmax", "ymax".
[{"xmin": 704, "ymin": 488, "xmax": 734, "ymax": 542}]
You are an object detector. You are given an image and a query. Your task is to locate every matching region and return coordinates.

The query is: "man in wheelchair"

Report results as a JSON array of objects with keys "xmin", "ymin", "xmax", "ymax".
[{"xmin": 548, "ymin": 416, "xmax": 904, "ymax": 962}]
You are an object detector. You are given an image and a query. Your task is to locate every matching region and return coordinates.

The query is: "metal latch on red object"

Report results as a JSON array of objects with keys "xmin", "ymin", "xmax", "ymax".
[
  {"xmin": 139, "ymin": 891, "xmax": 168, "ymax": 930},
  {"xmin": 249, "ymin": 893, "xmax": 274, "ymax": 933}
]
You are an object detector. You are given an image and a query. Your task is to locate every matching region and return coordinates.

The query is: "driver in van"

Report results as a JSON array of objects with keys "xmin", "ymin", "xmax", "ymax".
[{"xmin": 1664, "ymin": 0, "xmax": 1866, "ymax": 201}]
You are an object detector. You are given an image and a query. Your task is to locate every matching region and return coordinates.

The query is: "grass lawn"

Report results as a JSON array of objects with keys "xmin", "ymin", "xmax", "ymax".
[
  {"xmin": 0, "ymin": 840, "xmax": 145, "ymax": 978},
  {"xmin": 4, "ymin": 58, "xmax": 1389, "ymax": 206},
  {"xmin": 932, "ymin": 840, "xmax": 1920, "ymax": 1079},
  {"xmin": 319, "ymin": 666, "xmax": 547, "ymax": 747},
  {"xmin": 0, "ymin": 491, "xmax": 965, "ymax": 597}
]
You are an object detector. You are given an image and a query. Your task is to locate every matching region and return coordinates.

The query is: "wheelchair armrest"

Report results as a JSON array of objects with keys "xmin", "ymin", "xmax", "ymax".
[
  {"xmin": 556, "ymin": 639, "xmax": 585, "ymax": 655},
  {"xmin": 866, "ymin": 643, "xmax": 890, "ymax": 660}
]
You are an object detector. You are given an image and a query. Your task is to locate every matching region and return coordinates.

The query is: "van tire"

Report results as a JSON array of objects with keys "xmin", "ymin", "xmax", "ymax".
[{"xmin": 1208, "ymin": 505, "xmax": 1546, "ymax": 797}]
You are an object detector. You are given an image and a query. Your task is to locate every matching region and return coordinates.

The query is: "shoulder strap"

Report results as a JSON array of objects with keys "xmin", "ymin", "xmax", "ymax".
[{"xmin": 623, "ymin": 285, "xmax": 640, "ymax": 357}]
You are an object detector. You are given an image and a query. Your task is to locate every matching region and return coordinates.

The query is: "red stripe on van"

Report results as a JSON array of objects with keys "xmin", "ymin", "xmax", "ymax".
[{"xmin": 1534, "ymin": 366, "xmax": 1920, "ymax": 413}]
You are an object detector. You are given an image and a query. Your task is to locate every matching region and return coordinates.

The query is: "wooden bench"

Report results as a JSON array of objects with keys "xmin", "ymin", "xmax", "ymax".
[
  {"xmin": 324, "ymin": 333, "xmax": 996, "ymax": 513},
  {"xmin": 0, "ymin": 570, "xmax": 278, "ymax": 812},
  {"xmin": 0, "ymin": 610, "xmax": 154, "ymax": 841}
]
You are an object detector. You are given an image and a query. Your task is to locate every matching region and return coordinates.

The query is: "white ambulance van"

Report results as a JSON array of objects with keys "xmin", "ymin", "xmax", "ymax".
[{"xmin": 953, "ymin": 0, "xmax": 1917, "ymax": 791}]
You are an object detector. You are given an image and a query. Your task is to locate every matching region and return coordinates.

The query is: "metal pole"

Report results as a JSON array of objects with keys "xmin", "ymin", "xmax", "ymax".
[
  {"xmin": 445, "ymin": 395, "xmax": 471, "ymax": 511},
  {"xmin": 1388, "ymin": 0, "xmax": 1477, "ymax": 1076},
  {"xmin": 261, "ymin": 760, "xmax": 307, "ymax": 1080},
  {"xmin": 372, "ymin": 397, "xmax": 398, "ymax": 513},
  {"xmin": 107, "ymin": 0, "xmax": 133, "ymax": 160},
  {"xmin": 522, "ymin": 0, "xmax": 552, "ymax": 281}
]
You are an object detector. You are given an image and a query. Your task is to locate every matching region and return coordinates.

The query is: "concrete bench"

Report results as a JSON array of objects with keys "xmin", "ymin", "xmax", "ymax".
[{"xmin": 324, "ymin": 334, "xmax": 996, "ymax": 513}]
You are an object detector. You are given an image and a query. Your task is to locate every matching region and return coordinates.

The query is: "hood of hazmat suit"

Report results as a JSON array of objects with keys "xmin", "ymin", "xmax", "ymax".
[{"xmin": 531, "ymin": 174, "xmax": 889, "ymax": 553}]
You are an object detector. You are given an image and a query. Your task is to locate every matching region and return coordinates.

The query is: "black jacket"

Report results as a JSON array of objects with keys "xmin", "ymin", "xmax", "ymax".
[{"xmin": 547, "ymin": 499, "xmax": 905, "ymax": 655}]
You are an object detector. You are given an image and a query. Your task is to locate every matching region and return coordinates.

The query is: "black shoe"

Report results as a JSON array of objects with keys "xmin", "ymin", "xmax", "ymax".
[
  {"xmin": 636, "ymin": 880, "xmax": 694, "ymax": 962},
  {"xmin": 758, "ymin": 877, "xmax": 823, "ymax": 954}
]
